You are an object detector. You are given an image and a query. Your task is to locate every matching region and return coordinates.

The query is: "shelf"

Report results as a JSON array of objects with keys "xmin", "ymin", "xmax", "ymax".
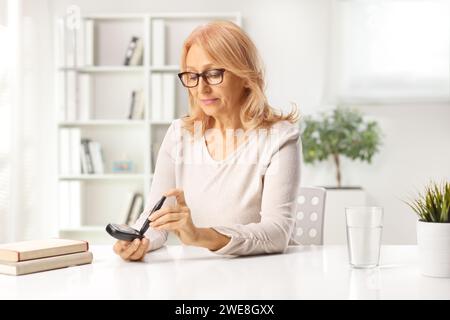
[
  {"xmin": 83, "ymin": 14, "xmax": 146, "ymax": 20},
  {"xmin": 58, "ymin": 226, "xmax": 116, "ymax": 244},
  {"xmin": 150, "ymin": 120, "xmax": 173, "ymax": 125},
  {"xmin": 150, "ymin": 12, "xmax": 241, "ymax": 20},
  {"xmin": 59, "ymin": 66, "xmax": 145, "ymax": 73},
  {"xmin": 59, "ymin": 226, "xmax": 106, "ymax": 233},
  {"xmin": 58, "ymin": 120, "xmax": 146, "ymax": 127},
  {"xmin": 59, "ymin": 66, "xmax": 181, "ymax": 73},
  {"xmin": 59, "ymin": 174, "xmax": 148, "ymax": 181},
  {"xmin": 81, "ymin": 12, "xmax": 240, "ymax": 21},
  {"xmin": 59, "ymin": 65, "xmax": 180, "ymax": 73},
  {"xmin": 150, "ymin": 65, "xmax": 180, "ymax": 72}
]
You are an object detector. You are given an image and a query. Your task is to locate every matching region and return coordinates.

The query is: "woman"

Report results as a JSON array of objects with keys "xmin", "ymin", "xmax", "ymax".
[{"xmin": 113, "ymin": 21, "xmax": 300, "ymax": 261}]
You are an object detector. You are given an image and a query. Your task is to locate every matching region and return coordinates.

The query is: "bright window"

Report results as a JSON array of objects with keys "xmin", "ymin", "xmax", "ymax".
[{"xmin": 331, "ymin": 0, "xmax": 450, "ymax": 103}]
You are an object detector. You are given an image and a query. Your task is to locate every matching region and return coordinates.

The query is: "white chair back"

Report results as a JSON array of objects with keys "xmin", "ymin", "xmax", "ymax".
[{"xmin": 292, "ymin": 187, "xmax": 326, "ymax": 245}]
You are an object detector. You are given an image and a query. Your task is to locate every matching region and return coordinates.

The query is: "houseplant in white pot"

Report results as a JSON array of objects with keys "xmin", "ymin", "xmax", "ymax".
[
  {"xmin": 300, "ymin": 107, "xmax": 382, "ymax": 188},
  {"xmin": 406, "ymin": 181, "xmax": 450, "ymax": 277},
  {"xmin": 300, "ymin": 107, "xmax": 382, "ymax": 244}
]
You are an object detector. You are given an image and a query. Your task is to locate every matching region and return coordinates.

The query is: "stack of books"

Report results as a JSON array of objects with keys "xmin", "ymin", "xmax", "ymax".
[
  {"xmin": 0, "ymin": 239, "xmax": 93, "ymax": 276},
  {"xmin": 80, "ymin": 138, "xmax": 104, "ymax": 174}
]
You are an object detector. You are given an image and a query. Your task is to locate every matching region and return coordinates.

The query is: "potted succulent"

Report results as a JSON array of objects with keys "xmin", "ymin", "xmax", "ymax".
[
  {"xmin": 300, "ymin": 107, "xmax": 382, "ymax": 188},
  {"xmin": 405, "ymin": 181, "xmax": 450, "ymax": 278}
]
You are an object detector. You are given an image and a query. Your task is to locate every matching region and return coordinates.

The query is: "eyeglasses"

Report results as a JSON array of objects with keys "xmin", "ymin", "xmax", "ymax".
[{"xmin": 177, "ymin": 68, "xmax": 226, "ymax": 88}]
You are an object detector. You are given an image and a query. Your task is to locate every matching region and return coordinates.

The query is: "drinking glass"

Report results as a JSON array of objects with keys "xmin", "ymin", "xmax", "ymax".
[{"xmin": 345, "ymin": 207, "xmax": 383, "ymax": 268}]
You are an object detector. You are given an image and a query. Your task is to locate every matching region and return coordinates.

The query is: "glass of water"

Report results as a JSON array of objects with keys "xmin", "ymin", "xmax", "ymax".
[{"xmin": 345, "ymin": 207, "xmax": 383, "ymax": 268}]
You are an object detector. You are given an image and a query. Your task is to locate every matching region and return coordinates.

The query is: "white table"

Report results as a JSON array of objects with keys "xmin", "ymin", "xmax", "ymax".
[{"xmin": 0, "ymin": 245, "xmax": 448, "ymax": 299}]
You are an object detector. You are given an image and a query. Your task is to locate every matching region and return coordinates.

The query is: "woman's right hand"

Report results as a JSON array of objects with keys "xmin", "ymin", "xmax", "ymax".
[{"xmin": 113, "ymin": 238, "xmax": 150, "ymax": 261}]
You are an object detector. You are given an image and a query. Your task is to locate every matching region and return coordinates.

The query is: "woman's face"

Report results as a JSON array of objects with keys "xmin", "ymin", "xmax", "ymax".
[{"xmin": 185, "ymin": 44, "xmax": 247, "ymax": 119}]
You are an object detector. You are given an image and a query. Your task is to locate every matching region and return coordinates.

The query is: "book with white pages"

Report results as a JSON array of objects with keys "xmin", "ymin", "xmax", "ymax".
[
  {"xmin": 88, "ymin": 141, "xmax": 104, "ymax": 174},
  {"xmin": 162, "ymin": 73, "xmax": 175, "ymax": 121},
  {"xmin": 70, "ymin": 128, "xmax": 81, "ymax": 175},
  {"xmin": 129, "ymin": 37, "xmax": 143, "ymax": 66},
  {"xmin": 69, "ymin": 181, "xmax": 82, "ymax": 228},
  {"xmin": 151, "ymin": 19, "xmax": 165, "ymax": 66},
  {"xmin": 83, "ymin": 19, "xmax": 94, "ymax": 66},
  {"xmin": 132, "ymin": 89, "xmax": 145, "ymax": 119},
  {"xmin": 58, "ymin": 181, "xmax": 71, "ymax": 229},
  {"xmin": 0, "ymin": 239, "xmax": 89, "ymax": 262},
  {"xmin": 66, "ymin": 71, "xmax": 78, "ymax": 120},
  {"xmin": 151, "ymin": 74, "xmax": 163, "ymax": 121},
  {"xmin": 78, "ymin": 74, "xmax": 92, "ymax": 120},
  {"xmin": 59, "ymin": 128, "xmax": 71, "ymax": 175}
]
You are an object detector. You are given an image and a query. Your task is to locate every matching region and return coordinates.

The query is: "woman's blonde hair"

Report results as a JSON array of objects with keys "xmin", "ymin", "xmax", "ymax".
[{"xmin": 180, "ymin": 20, "xmax": 299, "ymax": 135}]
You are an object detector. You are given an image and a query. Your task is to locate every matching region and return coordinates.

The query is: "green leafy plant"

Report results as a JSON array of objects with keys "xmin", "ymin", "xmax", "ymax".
[
  {"xmin": 405, "ymin": 181, "xmax": 450, "ymax": 223},
  {"xmin": 300, "ymin": 107, "xmax": 382, "ymax": 188}
]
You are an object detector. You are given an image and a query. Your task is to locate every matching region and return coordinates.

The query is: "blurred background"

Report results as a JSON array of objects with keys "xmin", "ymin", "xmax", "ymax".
[{"xmin": 0, "ymin": 0, "xmax": 449, "ymax": 245}]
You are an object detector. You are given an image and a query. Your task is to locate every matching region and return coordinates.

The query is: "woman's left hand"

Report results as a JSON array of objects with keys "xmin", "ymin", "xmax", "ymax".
[{"xmin": 149, "ymin": 188, "xmax": 199, "ymax": 245}]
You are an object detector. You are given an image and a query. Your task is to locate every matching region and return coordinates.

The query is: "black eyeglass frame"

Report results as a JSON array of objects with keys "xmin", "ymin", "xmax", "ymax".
[{"xmin": 177, "ymin": 68, "xmax": 226, "ymax": 88}]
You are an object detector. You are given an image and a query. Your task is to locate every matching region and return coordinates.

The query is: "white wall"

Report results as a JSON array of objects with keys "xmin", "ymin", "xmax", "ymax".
[
  {"xmin": 28, "ymin": 0, "xmax": 450, "ymax": 243},
  {"xmin": 0, "ymin": 0, "xmax": 6, "ymax": 26},
  {"xmin": 303, "ymin": 103, "xmax": 450, "ymax": 244}
]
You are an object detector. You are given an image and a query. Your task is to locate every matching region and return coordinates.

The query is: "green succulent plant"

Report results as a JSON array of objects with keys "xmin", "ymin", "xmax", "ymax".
[
  {"xmin": 300, "ymin": 107, "xmax": 382, "ymax": 187},
  {"xmin": 405, "ymin": 181, "xmax": 450, "ymax": 223}
]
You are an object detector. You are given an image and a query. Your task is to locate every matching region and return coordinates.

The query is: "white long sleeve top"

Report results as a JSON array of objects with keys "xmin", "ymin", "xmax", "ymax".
[{"xmin": 133, "ymin": 118, "xmax": 301, "ymax": 256}]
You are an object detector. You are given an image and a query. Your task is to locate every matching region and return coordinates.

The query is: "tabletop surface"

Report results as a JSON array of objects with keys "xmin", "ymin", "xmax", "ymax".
[{"xmin": 0, "ymin": 245, "xmax": 449, "ymax": 300}]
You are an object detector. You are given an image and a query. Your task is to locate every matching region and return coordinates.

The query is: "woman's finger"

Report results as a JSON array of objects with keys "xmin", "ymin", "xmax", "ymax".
[
  {"xmin": 149, "ymin": 206, "xmax": 180, "ymax": 222},
  {"xmin": 164, "ymin": 188, "xmax": 187, "ymax": 207},
  {"xmin": 113, "ymin": 240, "xmax": 130, "ymax": 254},
  {"xmin": 129, "ymin": 238, "xmax": 149, "ymax": 261},
  {"xmin": 120, "ymin": 239, "xmax": 140, "ymax": 260},
  {"xmin": 154, "ymin": 221, "xmax": 180, "ymax": 231},
  {"xmin": 150, "ymin": 212, "xmax": 183, "ymax": 228}
]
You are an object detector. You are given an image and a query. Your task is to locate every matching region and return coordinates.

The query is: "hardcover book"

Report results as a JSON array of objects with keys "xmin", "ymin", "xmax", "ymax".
[
  {"xmin": 0, "ymin": 238, "xmax": 88, "ymax": 262},
  {"xmin": 0, "ymin": 251, "xmax": 93, "ymax": 276}
]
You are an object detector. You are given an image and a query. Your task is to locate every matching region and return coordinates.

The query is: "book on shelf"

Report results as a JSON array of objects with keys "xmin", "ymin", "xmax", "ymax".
[
  {"xmin": 124, "ymin": 36, "xmax": 143, "ymax": 66},
  {"xmin": 128, "ymin": 91, "xmax": 136, "ymax": 119},
  {"xmin": 59, "ymin": 181, "xmax": 82, "ymax": 229},
  {"xmin": 83, "ymin": 19, "xmax": 94, "ymax": 66},
  {"xmin": 125, "ymin": 193, "xmax": 144, "ymax": 225},
  {"xmin": 59, "ymin": 128, "xmax": 81, "ymax": 175},
  {"xmin": 0, "ymin": 238, "xmax": 88, "ymax": 262},
  {"xmin": 63, "ymin": 72, "xmax": 92, "ymax": 122},
  {"xmin": 77, "ymin": 18, "xmax": 95, "ymax": 67},
  {"xmin": 66, "ymin": 71, "xmax": 78, "ymax": 120},
  {"xmin": 57, "ymin": 15, "xmax": 94, "ymax": 68},
  {"xmin": 152, "ymin": 19, "xmax": 165, "ymax": 66},
  {"xmin": 78, "ymin": 73, "xmax": 92, "ymax": 120},
  {"xmin": 151, "ymin": 73, "xmax": 175, "ymax": 121},
  {"xmin": 128, "ymin": 89, "xmax": 145, "ymax": 120},
  {"xmin": 150, "ymin": 142, "xmax": 163, "ymax": 173},
  {"xmin": 81, "ymin": 138, "xmax": 94, "ymax": 174},
  {"xmin": 59, "ymin": 128, "xmax": 82, "ymax": 228},
  {"xmin": 57, "ymin": 17, "xmax": 93, "ymax": 122},
  {"xmin": 0, "ymin": 251, "xmax": 93, "ymax": 276},
  {"xmin": 151, "ymin": 74, "xmax": 163, "ymax": 121},
  {"xmin": 150, "ymin": 143, "xmax": 156, "ymax": 173},
  {"xmin": 88, "ymin": 141, "xmax": 105, "ymax": 174},
  {"xmin": 162, "ymin": 73, "xmax": 175, "ymax": 121},
  {"xmin": 80, "ymin": 139, "xmax": 104, "ymax": 174}
]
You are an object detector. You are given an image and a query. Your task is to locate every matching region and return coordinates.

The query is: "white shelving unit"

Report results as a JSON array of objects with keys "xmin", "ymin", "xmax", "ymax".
[{"xmin": 55, "ymin": 12, "xmax": 241, "ymax": 243}]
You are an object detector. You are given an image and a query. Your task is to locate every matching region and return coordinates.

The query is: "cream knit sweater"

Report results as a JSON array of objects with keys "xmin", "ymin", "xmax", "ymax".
[{"xmin": 133, "ymin": 118, "xmax": 301, "ymax": 255}]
